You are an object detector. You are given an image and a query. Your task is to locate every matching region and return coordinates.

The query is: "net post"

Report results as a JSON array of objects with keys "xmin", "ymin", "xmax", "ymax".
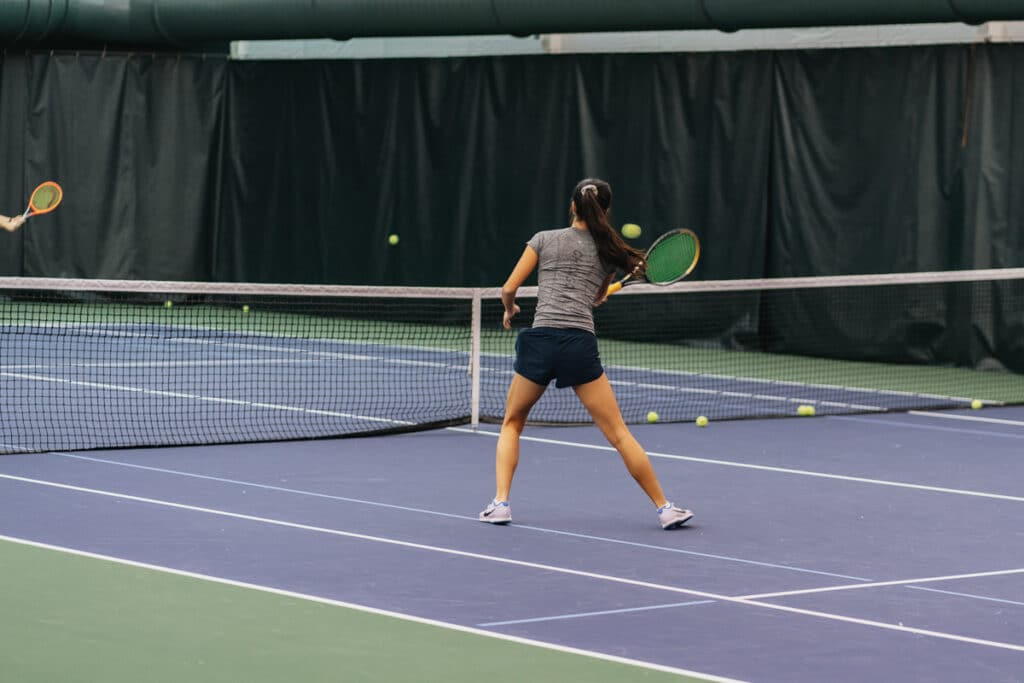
[{"xmin": 470, "ymin": 288, "xmax": 482, "ymax": 429}]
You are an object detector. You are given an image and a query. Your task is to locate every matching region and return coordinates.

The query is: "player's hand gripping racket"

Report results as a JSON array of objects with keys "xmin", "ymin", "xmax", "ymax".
[
  {"xmin": 22, "ymin": 181, "xmax": 63, "ymax": 221},
  {"xmin": 606, "ymin": 228, "xmax": 700, "ymax": 295}
]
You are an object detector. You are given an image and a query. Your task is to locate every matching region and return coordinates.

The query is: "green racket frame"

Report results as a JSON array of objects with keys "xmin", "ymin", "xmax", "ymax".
[{"xmin": 606, "ymin": 228, "xmax": 700, "ymax": 295}]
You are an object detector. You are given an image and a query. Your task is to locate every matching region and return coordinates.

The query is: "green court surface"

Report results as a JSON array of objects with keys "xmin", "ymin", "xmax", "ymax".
[
  {"xmin": 594, "ymin": 339, "xmax": 1024, "ymax": 404},
  {"xmin": 0, "ymin": 538, "xmax": 715, "ymax": 683}
]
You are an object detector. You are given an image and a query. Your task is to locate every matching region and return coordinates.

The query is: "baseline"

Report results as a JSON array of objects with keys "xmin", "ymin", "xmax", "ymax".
[{"xmin": 1, "ymin": 472, "xmax": 1021, "ymax": 654}]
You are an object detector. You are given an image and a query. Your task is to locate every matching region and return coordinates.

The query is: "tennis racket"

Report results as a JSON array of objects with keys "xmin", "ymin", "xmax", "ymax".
[
  {"xmin": 606, "ymin": 228, "xmax": 700, "ymax": 295},
  {"xmin": 21, "ymin": 181, "xmax": 63, "ymax": 220}
]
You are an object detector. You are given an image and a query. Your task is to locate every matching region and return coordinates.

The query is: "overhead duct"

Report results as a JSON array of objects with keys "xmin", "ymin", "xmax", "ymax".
[{"xmin": 1, "ymin": 1, "xmax": 1023, "ymax": 48}]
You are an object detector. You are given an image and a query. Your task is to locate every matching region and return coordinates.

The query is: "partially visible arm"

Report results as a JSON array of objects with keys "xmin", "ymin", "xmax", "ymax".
[
  {"xmin": 593, "ymin": 271, "xmax": 615, "ymax": 306},
  {"xmin": 501, "ymin": 245, "xmax": 539, "ymax": 330},
  {"xmin": 0, "ymin": 214, "xmax": 26, "ymax": 232}
]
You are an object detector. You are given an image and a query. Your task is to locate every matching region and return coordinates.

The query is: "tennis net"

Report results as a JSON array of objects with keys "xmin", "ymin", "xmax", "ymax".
[{"xmin": 1, "ymin": 269, "xmax": 1022, "ymax": 454}]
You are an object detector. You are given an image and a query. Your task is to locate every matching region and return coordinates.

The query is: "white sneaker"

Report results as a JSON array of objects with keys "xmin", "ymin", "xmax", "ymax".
[
  {"xmin": 479, "ymin": 499, "xmax": 511, "ymax": 524},
  {"xmin": 658, "ymin": 502, "xmax": 693, "ymax": 529}
]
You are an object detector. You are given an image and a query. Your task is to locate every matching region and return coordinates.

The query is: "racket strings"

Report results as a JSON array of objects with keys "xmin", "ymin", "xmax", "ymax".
[
  {"xmin": 645, "ymin": 234, "xmax": 698, "ymax": 283},
  {"xmin": 32, "ymin": 187, "xmax": 61, "ymax": 210},
  {"xmin": 27, "ymin": 182, "xmax": 63, "ymax": 214}
]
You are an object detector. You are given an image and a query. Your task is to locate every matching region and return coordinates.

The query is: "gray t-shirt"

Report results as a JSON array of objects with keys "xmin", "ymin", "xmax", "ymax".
[{"xmin": 527, "ymin": 227, "xmax": 611, "ymax": 334}]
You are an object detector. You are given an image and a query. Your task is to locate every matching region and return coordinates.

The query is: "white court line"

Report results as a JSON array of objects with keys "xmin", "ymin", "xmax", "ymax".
[
  {"xmin": 0, "ymin": 371, "xmax": 411, "ymax": 426},
  {"xmin": 52, "ymin": 452, "xmax": 1024, "ymax": 621},
  {"xmin": 477, "ymin": 600, "xmax": 716, "ymax": 627},
  {"xmin": 179, "ymin": 338, "xmax": 468, "ymax": 371},
  {"xmin": 908, "ymin": 411, "xmax": 1024, "ymax": 428},
  {"xmin": 602, "ymin": 362, "xmax": 980, "ymax": 404},
  {"xmin": 0, "ymin": 535, "xmax": 739, "ymax": 683},
  {"xmin": 48, "ymin": 452, "xmax": 871, "ymax": 581},
  {"xmin": 740, "ymin": 568, "xmax": 1024, "ymax": 600},
  {"xmin": 453, "ymin": 428, "xmax": 1024, "ymax": 503},
  {"xmin": 1, "ymin": 473, "xmax": 1022, "ymax": 653},
  {"xmin": 54, "ymin": 452, "xmax": 1021, "ymax": 611},
  {"xmin": 4, "ymin": 323, "xmax": 972, "ymax": 414},
  {"xmin": 907, "ymin": 585, "xmax": 1024, "ymax": 608},
  {"xmin": 604, "ymin": 378, "xmax": 885, "ymax": 412},
  {"xmin": 833, "ymin": 415, "xmax": 1024, "ymax": 440},
  {"xmin": 2, "ymin": 358, "xmax": 320, "ymax": 370}
]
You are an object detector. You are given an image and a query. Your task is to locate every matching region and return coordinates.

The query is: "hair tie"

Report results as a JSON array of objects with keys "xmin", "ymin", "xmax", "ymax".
[{"xmin": 580, "ymin": 184, "xmax": 597, "ymax": 196}]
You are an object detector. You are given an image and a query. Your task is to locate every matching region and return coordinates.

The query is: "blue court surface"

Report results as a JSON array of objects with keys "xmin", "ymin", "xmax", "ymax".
[{"xmin": 1, "ymin": 406, "xmax": 1022, "ymax": 681}]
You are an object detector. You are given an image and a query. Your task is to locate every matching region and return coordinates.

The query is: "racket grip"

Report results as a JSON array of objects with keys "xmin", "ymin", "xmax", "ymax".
[{"xmin": 606, "ymin": 281, "xmax": 623, "ymax": 295}]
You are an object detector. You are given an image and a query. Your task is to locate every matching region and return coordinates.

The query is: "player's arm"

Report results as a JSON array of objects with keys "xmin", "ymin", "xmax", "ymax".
[
  {"xmin": 0, "ymin": 214, "xmax": 26, "ymax": 232},
  {"xmin": 501, "ymin": 245, "xmax": 538, "ymax": 329},
  {"xmin": 594, "ymin": 271, "xmax": 616, "ymax": 306}
]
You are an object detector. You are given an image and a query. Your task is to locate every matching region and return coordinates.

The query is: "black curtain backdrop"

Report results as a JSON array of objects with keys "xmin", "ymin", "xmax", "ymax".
[
  {"xmin": 1, "ymin": 53, "xmax": 225, "ymax": 280},
  {"xmin": 212, "ymin": 53, "xmax": 770, "ymax": 285},
  {"xmin": 769, "ymin": 47, "xmax": 968, "ymax": 276},
  {"xmin": 0, "ymin": 45, "xmax": 1022, "ymax": 370},
  {"xmin": 0, "ymin": 53, "xmax": 27, "ymax": 276}
]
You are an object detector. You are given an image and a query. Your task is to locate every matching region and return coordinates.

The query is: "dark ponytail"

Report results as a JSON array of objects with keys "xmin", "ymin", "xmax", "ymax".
[{"xmin": 571, "ymin": 178, "xmax": 646, "ymax": 276}]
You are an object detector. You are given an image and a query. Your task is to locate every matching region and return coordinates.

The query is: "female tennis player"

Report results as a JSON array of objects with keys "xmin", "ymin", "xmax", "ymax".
[
  {"xmin": 479, "ymin": 178, "xmax": 693, "ymax": 530},
  {"xmin": 0, "ymin": 213, "xmax": 26, "ymax": 232}
]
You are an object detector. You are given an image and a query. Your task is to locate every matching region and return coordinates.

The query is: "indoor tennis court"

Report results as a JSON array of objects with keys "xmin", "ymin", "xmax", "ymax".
[
  {"xmin": 1, "ymin": 273, "xmax": 1022, "ymax": 681},
  {"xmin": 1, "ymin": 405, "xmax": 1022, "ymax": 681},
  {"xmin": 4, "ymin": 3, "xmax": 1024, "ymax": 682}
]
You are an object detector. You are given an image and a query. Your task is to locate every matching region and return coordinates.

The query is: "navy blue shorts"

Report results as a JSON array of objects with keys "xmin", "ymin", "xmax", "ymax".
[{"xmin": 513, "ymin": 327, "xmax": 604, "ymax": 389}]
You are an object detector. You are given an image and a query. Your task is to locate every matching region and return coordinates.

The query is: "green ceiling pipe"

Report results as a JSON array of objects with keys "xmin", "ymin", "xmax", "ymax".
[{"xmin": 3, "ymin": 0, "xmax": 1024, "ymax": 48}]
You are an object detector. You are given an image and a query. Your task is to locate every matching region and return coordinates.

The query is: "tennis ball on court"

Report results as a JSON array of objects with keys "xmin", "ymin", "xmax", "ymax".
[
  {"xmin": 971, "ymin": 399, "xmax": 983, "ymax": 410},
  {"xmin": 646, "ymin": 411, "xmax": 659, "ymax": 424},
  {"xmin": 388, "ymin": 234, "xmax": 399, "ymax": 246},
  {"xmin": 164, "ymin": 300, "xmax": 173, "ymax": 309},
  {"xmin": 622, "ymin": 223, "xmax": 642, "ymax": 239},
  {"xmin": 242, "ymin": 305, "xmax": 250, "ymax": 314},
  {"xmin": 797, "ymin": 404, "xmax": 816, "ymax": 417},
  {"xmin": 696, "ymin": 416, "xmax": 709, "ymax": 427}
]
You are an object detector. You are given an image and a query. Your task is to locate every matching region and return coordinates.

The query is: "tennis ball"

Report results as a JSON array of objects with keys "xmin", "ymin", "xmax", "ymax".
[
  {"xmin": 797, "ymin": 404, "xmax": 816, "ymax": 417},
  {"xmin": 242, "ymin": 305, "xmax": 250, "ymax": 314},
  {"xmin": 646, "ymin": 411, "xmax": 659, "ymax": 424},
  {"xmin": 696, "ymin": 416, "xmax": 708, "ymax": 427},
  {"xmin": 622, "ymin": 223, "xmax": 642, "ymax": 239},
  {"xmin": 388, "ymin": 234, "xmax": 399, "ymax": 246},
  {"xmin": 164, "ymin": 300, "xmax": 173, "ymax": 309},
  {"xmin": 971, "ymin": 399, "xmax": 983, "ymax": 410}
]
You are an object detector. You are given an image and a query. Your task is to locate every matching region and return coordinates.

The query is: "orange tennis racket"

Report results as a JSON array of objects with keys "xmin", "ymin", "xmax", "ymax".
[{"xmin": 22, "ymin": 181, "xmax": 63, "ymax": 220}]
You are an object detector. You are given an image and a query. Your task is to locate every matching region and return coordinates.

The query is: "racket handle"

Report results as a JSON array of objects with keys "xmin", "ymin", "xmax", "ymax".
[{"xmin": 606, "ymin": 281, "xmax": 623, "ymax": 295}]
